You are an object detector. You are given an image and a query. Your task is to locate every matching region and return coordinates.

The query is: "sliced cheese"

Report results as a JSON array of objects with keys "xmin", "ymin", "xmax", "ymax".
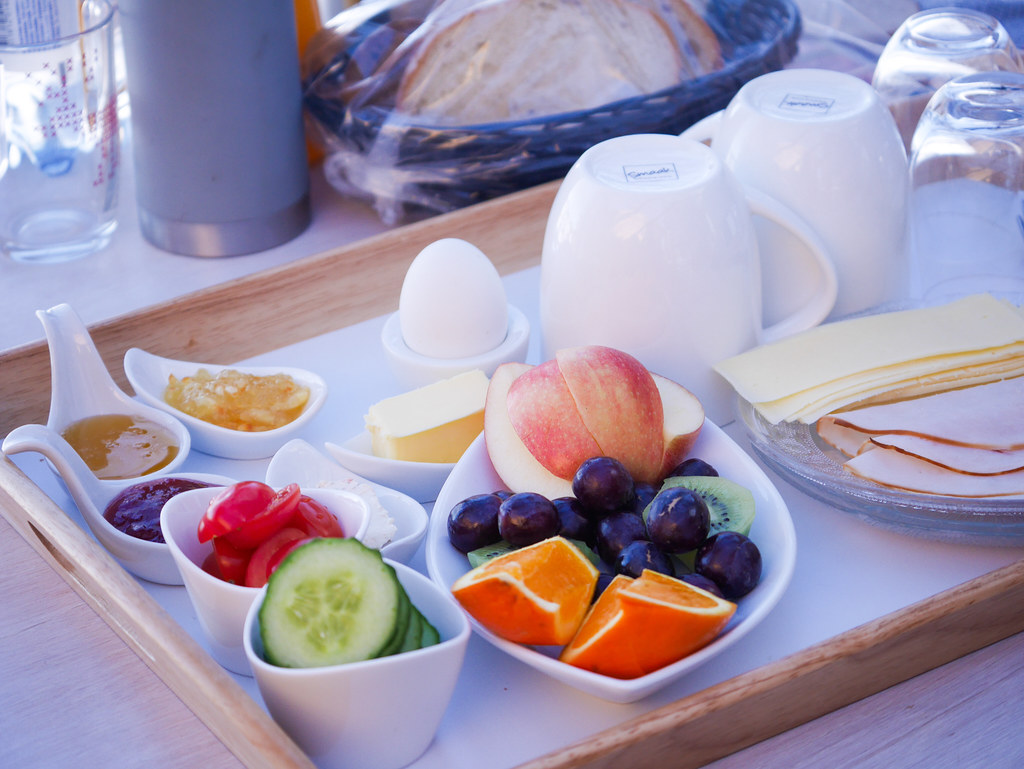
[
  {"xmin": 845, "ymin": 446, "xmax": 1024, "ymax": 497},
  {"xmin": 715, "ymin": 294, "xmax": 1024, "ymax": 423},
  {"xmin": 365, "ymin": 369, "xmax": 489, "ymax": 463},
  {"xmin": 780, "ymin": 348, "xmax": 1024, "ymax": 424}
]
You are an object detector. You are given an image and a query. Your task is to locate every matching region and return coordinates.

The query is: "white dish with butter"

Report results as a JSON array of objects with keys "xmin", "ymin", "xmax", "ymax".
[
  {"xmin": 325, "ymin": 433, "xmax": 454, "ymax": 504},
  {"xmin": 265, "ymin": 439, "xmax": 429, "ymax": 563},
  {"xmin": 124, "ymin": 348, "xmax": 327, "ymax": 461},
  {"xmin": 425, "ymin": 426, "xmax": 797, "ymax": 703}
]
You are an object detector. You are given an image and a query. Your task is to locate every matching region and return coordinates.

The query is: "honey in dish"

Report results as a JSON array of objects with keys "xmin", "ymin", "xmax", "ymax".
[
  {"xmin": 163, "ymin": 368, "xmax": 309, "ymax": 432},
  {"xmin": 61, "ymin": 414, "xmax": 179, "ymax": 480}
]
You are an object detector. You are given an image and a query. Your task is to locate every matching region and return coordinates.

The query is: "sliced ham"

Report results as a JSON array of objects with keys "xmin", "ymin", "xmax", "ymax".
[
  {"xmin": 825, "ymin": 376, "xmax": 1024, "ymax": 450},
  {"xmin": 867, "ymin": 434, "xmax": 1024, "ymax": 476},
  {"xmin": 845, "ymin": 445, "xmax": 1024, "ymax": 497}
]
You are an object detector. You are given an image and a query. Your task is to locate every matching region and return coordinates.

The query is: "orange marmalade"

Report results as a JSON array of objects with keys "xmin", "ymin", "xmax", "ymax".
[{"xmin": 164, "ymin": 368, "xmax": 310, "ymax": 432}]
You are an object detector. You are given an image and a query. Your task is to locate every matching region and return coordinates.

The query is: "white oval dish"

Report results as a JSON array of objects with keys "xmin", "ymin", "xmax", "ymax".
[
  {"xmin": 265, "ymin": 439, "xmax": 428, "ymax": 563},
  {"xmin": 161, "ymin": 485, "xmax": 372, "ymax": 675},
  {"xmin": 381, "ymin": 303, "xmax": 531, "ymax": 390},
  {"xmin": 425, "ymin": 424, "xmax": 797, "ymax": 703},
  {"xmin": 243, "ymin": 559, "xmax": 470, "ymax": 769},
  {"xmin": 2, "ymin": 421, "xmax": 231, "ymax": 584},
  {"xmin": 325, "ymin": 432, "xmax": 455, "ymax": 504},
  {"xmin": 123, "ymin": 347, "xmax": 327, "ymax": 460}
]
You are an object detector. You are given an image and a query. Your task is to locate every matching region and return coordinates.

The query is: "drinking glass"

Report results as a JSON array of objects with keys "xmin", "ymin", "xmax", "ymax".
[
  {"xmin": 0, "ymin": 0, "xmax": 120, "ymax": 263},
  {"xmin": 908, "ymin": 71, "xmax": 1024, "ymax": 300},
  {"xmin": 872, "ymin": 7, "xmax": 1023, "ymax": 151}
]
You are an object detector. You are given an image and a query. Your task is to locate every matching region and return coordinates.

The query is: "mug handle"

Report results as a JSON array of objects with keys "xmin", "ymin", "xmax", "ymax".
[
  {"xmin": 743, "ymin": 187, "xmax": 838, "ymax": 343},
  {"xmin": 680, "ymin": 110, "xmax": 724, "ymax": 145}
]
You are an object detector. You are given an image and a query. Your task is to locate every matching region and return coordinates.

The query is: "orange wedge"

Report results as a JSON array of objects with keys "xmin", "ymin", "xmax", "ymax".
[
  {"xmin": 560, "ymin": 569, "xmax": 736, "ymax": 679},
  {"xmin": 451, "ymin": 536, "xmax": 599, "ymax": 646}
]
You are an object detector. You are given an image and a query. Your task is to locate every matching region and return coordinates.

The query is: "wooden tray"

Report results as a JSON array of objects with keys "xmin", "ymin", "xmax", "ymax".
[{"xmin": 2, "ymin": 180, "xmax": 1023, "ymax": 769}]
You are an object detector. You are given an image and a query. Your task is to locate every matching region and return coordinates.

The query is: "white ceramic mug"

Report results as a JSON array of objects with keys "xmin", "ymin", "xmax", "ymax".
[
  {"xmin": 683, "ymin": 68, "xmax": 910, "ymax": 322},
  {"xmin": 539, "ymin": 133, "xmax": 836, "ymax": 424}
]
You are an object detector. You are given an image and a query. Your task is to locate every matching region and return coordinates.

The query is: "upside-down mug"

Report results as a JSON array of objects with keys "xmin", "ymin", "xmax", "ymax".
[
  {"xmin": 683, "ymin": 68, "xmax": 910, "ymax": 322},
  {"xmin": 539, "ymin": 133, "xmax": 837, "ymax": 424}
]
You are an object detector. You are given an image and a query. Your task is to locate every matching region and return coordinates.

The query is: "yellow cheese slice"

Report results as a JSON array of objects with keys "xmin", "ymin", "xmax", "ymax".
[
  {"xmin": 365, "ymin": 369, "xmax": 489, "ymax": 463},
  {"xmin": 778, "ymin": 348, "xmax": 1024, "ymax": 424},
  {"xmin": 715, "ymin": 294, "xmax": 1024, "ymax": 421}
]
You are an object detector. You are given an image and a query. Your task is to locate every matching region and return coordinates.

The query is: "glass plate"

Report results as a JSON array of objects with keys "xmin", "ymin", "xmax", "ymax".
[{"xmin": 737, "ymin": 398, "xmax": 1024, "ymax": 544}]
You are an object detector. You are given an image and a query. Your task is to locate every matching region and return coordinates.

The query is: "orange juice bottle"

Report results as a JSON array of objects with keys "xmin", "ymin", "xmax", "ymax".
[{"xmin": 295, "ymin": 0, "xmax": 325, "ymax": 164}]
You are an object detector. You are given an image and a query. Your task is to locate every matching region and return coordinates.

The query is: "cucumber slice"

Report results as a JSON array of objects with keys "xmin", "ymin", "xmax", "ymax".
[
  {"xmin": 419, "ymin": 616, "xmax": 440, "ymax": 648},
  {"xmin": 376, "ymin": 586, "xmax": 412, "ymax": 658},
  {"xmin": 398, "ymin": 606, "xmax": 424, "ymax": 653},
  {"xmin": 259, "ymin": 538, "xmax": 405, "ymax": 668}
]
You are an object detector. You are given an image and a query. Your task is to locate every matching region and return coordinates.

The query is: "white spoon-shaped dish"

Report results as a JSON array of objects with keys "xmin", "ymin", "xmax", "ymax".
[
  {"xmin": 324, "ymin": 432, "xmax": 455, "ymax": 504},
  {"xmin": 123, "ymin": 347, "xmax": 327, "ymax": 460},
  {"xmin": 29, "ymin": 303, "xmax": 191, "ymax": 475},
  {"xmin": 266, "ymin": 439, "xmax": 429, "ymax": 563},
  {"xmin": 2, "ymin": 422, "xmax": 233, "ymax": 584}
]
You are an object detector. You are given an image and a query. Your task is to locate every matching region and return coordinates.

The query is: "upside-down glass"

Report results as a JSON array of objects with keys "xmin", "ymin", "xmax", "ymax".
[
  {"xmin": 872, "ymin": 7, "xmax": 1023, "ymax": 151},
  {"xmin": 0, "ymin": 0, "xmax": 119, "ymax": 263},
  {"xmin": 908, "ymin": 71, "xmax": 1024, "ymax": 300}
]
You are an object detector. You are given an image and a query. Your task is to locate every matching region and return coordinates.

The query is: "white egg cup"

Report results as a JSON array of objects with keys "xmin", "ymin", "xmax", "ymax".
[{"xmin": 381, "ymin": 303, "xmax": 530, "ymax": 390}]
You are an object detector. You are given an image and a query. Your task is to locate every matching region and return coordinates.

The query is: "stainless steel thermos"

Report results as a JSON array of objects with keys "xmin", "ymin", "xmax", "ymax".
[{"xmin": 118, "ymin": 0, "xmax": 311, "ymax": 256}]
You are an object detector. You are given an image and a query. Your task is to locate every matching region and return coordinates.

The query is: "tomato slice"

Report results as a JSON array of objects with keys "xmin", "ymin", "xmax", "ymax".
[
  {"xmin": 198, "ymin": 481, "xmax": 275, "ymax": 543},
  {"xmin": 222, "ymin": 483, "xmax": 302, "ymax": 550},
  {"xmin": 244, "ymin": 527, "xmax": 309, "ymax": 588},
  {"xmin": 266, "ymin": 536, "xmax": 314, "ymax": 576},
  {"xmin": 212, "ymin": 536, "xmax": 250, "ymax": 585},
  {"xmin": 293, "ymin": 495, "xmax": 344, "ymax": 538}
]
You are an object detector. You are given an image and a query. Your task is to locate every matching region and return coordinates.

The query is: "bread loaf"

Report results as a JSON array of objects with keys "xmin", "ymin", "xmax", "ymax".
[{"xmin": 395, "ymin": 0, "xmax": 720, "ymax": 125}]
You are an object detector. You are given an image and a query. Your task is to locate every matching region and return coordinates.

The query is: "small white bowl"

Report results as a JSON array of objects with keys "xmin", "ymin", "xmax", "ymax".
[
  {"xmin": 243, "ymin": 560, "xmax": 470, "ymax": 769},
  {"xmin": 381, "ymin": 304, "xmax": 530, "ymax": 390},
  {"xmin": 265, "ymin": 439, "xmax": 428, "ymax": 563},
  {"xmin": 325, "ymin": 433, "xmax": 454, "ymax": 503},
  {"xmin": 1, "ymin": 422, "xmax": 230, "ymax": 584},
  {"xmin": 123, "ymin": 347, "xmax": 328, "ymax": 460},
  {"xmin": 161, "ymin": 486, "xmax": 371, "ymax": 675}
]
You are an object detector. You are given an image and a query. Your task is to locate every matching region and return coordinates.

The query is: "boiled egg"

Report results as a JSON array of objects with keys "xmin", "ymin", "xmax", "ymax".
[{"xmin": 399, "ymin": 238, "xmax": 509, "ymax": 359}]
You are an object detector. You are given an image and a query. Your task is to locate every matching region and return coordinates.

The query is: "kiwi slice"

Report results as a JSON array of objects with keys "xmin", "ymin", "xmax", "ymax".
[
  {"xmin": 657, "ymin": 476, "xmax": 756, "ymax": 536},
  {"xmin": 466, "ymin": 537, "xmax": 600, "ymax": 569},
  {"xmin": 467, "ymin": 539, "xmax": 518, "ymax": 568}
]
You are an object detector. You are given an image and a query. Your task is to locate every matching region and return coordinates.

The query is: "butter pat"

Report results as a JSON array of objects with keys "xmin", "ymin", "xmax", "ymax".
[{"xmin": 365, "ymin": 370, "xmax": 490, "ymax": 462}]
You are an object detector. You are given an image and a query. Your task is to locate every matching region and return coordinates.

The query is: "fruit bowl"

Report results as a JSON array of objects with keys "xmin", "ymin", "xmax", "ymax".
[{"xmin": 425, "ymin": 425, "xmax": 796, "ymax": 703}]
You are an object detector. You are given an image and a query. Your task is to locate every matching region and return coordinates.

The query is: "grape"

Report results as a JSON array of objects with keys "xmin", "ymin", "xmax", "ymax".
[
  {"xmin": 494, "ymin": 489, "xmax": 514, "ymax": 501},
  {"xmin": 552, "ymin": 497, "xmax": 595, "ymax": 546},
  {"xmin": 498, "ymin": 492, "xmax": 559, "ymax": 547},
  {"xmin": 644, "ymin": 486, "xmax": 710, "ymax": 553},
  {"xmin": 447, "ymin": 493, "xmax": 502, "ymax": 553},
  {"xmin": 615, "ymin": 540, "xmax": 674, "ymax": 579},
  {"xmin": 595, "ymin": 511, "xmax": 646, "ymax": 565},
  {"xmin": 679, "ymin": 572, "xmax": 725, "ymax": 599},
  {"xmin": 572, "ymin": 457, "xmax": 635, "ymax": 518},
  {"xmin": 631, "ymin": 481, "xmax": 658, "ymax": 516},
  {"xmin": 666, "ymin": 457, "xmax": 719, "ymax": 478},
  {"xmin": 695, "ymin": 531, "xmax": 762, "ymax": 600},
  {"xmin": 593, "ymin": 572, "xmax": 617, "ymax": 601}
]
